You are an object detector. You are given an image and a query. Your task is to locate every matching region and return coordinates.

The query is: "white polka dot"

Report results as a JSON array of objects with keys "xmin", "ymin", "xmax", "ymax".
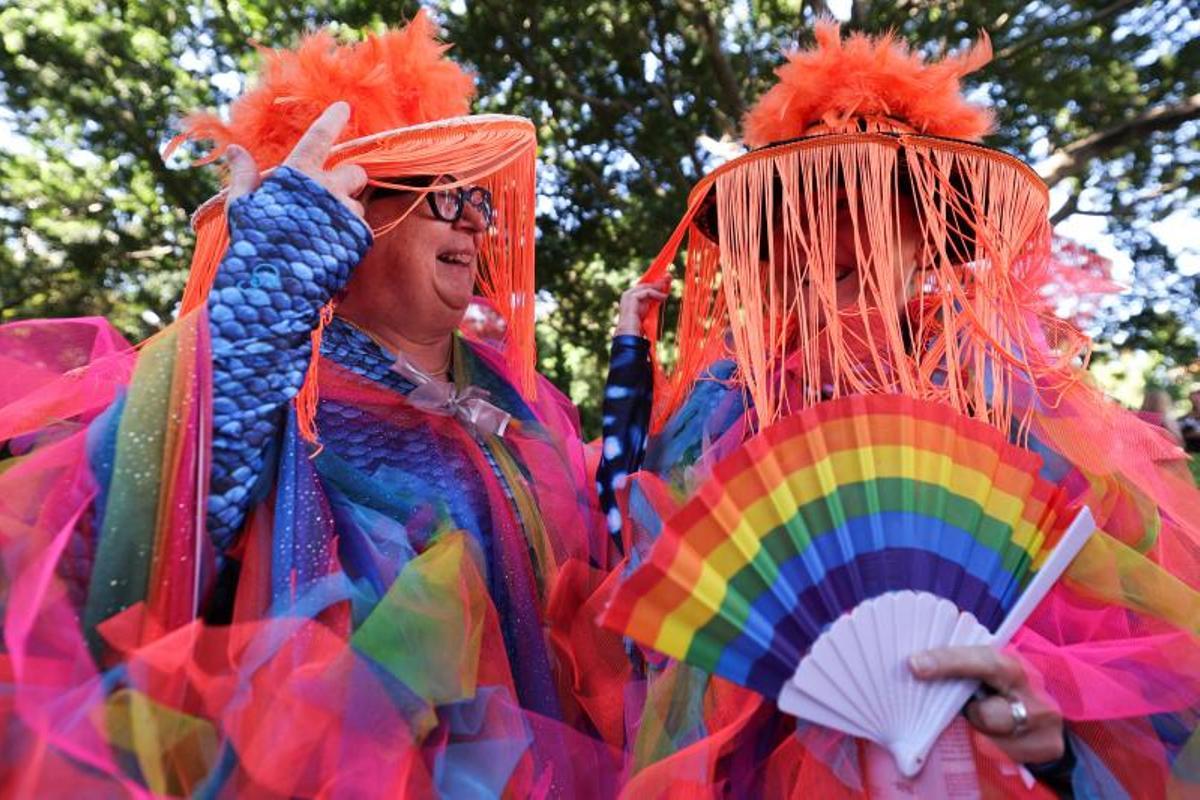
[
  {"xmin": 607, "ymin": 508, "xmax": 623, "ymax": 533},
  {"xmin": 603, "ymin": 436, "xmax": 623, "ymax": 459}
]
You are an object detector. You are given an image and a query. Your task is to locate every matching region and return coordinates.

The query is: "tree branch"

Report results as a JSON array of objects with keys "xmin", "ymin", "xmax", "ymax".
[
  {"xmin": 807, "ymin": 0, "xmax": 833, "ymax": 18},
  {"xmin": 1037, "ymin": 93, "xmax": 1200, "ymax": 187},
  {"xmin": 476, "ymin": 1, "xmax": 633, "ymax": 116},
  {"xmin": 646, "ymin": 0, "xmax": 706, "ymax": 180},
  {"xmin": 850, "ymin": 0, "xmax": 874, "ymax": 28},
  {"xmin": 114, "ymin": 101, "xmax": 205, "ymax": 212},
  {"xmin": 1049, "ymin": 183, "xmax": 1081, "ymax": 226},
  {"xmin": 997, "ymin": 0, "xmax": 1144, "ymax": 62},
  {"xmin": 678, "ymin": 0, "xmax": 744, "ymax": 129}
]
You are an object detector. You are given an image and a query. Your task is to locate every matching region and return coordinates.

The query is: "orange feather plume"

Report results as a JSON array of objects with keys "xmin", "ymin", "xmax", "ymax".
[
  {"xmin": 169, "ymin": 10, "xmax": 476, "ymax": 169},
  {"xmin": 743, "ymin": 20, "xmax": 994, "ymax": 147}
]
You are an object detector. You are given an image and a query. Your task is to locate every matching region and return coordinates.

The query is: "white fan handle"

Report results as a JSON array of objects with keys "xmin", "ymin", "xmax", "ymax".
[
  {"xmin": 898, "ymin": 506, "xmax": 1096, "ymax": 776},
  {"xmin": 991, "ymin": 506, "xmax": 1096, "ymax": 646}
]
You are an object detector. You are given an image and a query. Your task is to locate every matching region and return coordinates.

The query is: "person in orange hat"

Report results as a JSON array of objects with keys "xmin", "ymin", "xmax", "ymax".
[
  {"xmin": 0, "ymin": 14, "xmax": 626, "ymax": 797},
  {"xmin": 597, "ymin": 21, "xmax": 1199, "ymax": 798}
]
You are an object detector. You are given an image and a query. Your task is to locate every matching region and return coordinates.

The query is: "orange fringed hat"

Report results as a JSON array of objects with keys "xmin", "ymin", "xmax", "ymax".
[
  {"xmin": 642, "ymin": 20, "xmax": 1088, "ymax": 437},
  {"xmin": 172, "ymin": 11, "xmax": 539, "ymax": 439}
]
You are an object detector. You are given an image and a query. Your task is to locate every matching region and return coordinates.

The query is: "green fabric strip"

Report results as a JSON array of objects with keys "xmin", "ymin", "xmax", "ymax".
[{"xmin": 83, "ymin": 327, "xmax": 180, "ymax": 657}]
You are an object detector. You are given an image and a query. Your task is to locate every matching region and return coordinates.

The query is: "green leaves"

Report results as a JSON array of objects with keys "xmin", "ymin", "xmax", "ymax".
[{"xmin": 2, "ymin": 0, "xmax": 1196, "ymax": 433}]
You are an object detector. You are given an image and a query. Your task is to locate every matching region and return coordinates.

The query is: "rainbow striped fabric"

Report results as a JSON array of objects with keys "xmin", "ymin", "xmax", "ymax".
[{"xmin": 602, "ymin": 394, "xmax": 1075, "ymax": 702}]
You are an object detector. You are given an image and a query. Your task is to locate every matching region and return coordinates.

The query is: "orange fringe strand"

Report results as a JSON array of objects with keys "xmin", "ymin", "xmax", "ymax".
[{"xmin": 642, "ymin": 132, "xmax": 1087, "ymax": 443}]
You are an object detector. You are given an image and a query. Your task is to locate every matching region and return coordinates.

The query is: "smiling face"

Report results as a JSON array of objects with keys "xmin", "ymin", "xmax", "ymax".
[{"xmin": 341, "ymin": 181, "xmax": 487, "ymax": 341}]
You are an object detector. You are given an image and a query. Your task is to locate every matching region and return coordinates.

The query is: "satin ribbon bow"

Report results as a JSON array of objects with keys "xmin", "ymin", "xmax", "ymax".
[{"xmin": 391, "ymin": 352, "xmax": 511, "ymax": 438}]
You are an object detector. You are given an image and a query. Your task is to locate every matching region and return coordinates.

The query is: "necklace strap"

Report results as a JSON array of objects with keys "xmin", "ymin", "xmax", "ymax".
[{"xmin": 338, "ymin": 315, "xmax": 453, "ymax": 380}]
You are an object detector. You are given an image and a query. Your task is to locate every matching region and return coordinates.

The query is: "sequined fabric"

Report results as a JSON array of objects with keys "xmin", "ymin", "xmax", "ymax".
[{"xmin": 315, "ymin": 321, "xmax": 495, "ymax": 559}]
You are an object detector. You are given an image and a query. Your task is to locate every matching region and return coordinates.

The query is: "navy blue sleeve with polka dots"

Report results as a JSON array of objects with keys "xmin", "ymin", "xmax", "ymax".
[{"xmin": 596, "ymin": 334, "xmax": 654, "ymax": 550}]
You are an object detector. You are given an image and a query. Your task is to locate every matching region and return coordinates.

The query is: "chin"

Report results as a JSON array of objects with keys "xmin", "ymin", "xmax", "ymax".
[
  {"xmin": 441, "ymin": 289, "xmax": 473, "ymax": 310},
  {"xmin": 435, "ymin": 280, "xmax": 476, "ymax": 312},
  {"xmin": 433, "ymin": 292, "xmax": 473, "ymax": 321}
]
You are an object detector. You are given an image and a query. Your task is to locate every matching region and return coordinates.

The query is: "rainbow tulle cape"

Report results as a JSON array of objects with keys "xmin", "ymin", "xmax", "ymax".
[
  {"xmin": 0, "ymin": 313, "xmax": 629, "ymax": 797},
  {"xmin": 611, "ymin": 369, "xmax": 1200, "ymax": 798}
]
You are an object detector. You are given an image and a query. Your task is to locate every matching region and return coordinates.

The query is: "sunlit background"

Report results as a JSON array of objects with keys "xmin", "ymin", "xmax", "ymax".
[{"xmin": 2, "ymin": 0, "xmax": 1196, "ymax": 432}]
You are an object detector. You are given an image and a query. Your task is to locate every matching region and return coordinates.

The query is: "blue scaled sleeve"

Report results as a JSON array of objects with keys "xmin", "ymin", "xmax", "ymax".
[
  {"xmin": 596, "ymin": 334, "xmax": 654, "ymax": 549},
  {"xmin": 205, "ymin": 166, "xmax": 372, "ymax": 552}
]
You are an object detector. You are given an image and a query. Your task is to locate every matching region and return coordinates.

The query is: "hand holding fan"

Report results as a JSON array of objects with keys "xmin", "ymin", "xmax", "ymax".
[{"xmin": 601, "ymin": 395, "xmax": 1094, "ymax": 777}]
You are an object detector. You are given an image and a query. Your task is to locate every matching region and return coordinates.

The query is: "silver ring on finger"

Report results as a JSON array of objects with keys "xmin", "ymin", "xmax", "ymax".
[{"xmin": 1008, "ymin": 697, "xmax": 1029, "ymax": 735}]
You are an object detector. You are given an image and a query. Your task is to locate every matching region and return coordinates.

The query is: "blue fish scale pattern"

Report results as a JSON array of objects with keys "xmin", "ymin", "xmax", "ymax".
[
  {"xmin": 320, "ymin": 317, "xmax": 532, "ymax": 498},
  {"xmin": 319, "ymin": 318, "xmax": 404, "ymax": 388},
  {"xmin": 316, "ymin": 320, "xmax": 495, "ymax": 541},
  {"xmin": 206, "ymin": 167, "xmax": 372, "ymax": 551},
  {"xmin": 317, "ymin": 399, "xmax": 494, "ymax": 534}
]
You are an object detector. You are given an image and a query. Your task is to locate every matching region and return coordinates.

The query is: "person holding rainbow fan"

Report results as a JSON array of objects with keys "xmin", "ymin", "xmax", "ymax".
[{"xmin": 598, "ymin": 20, "xmax": 1200, "ymax": 798}]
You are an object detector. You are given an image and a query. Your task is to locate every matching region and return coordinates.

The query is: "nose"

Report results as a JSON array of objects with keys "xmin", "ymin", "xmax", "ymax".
[{"xmin": 455, "ymin": 199, "xmax": 487, "ymax": 234}]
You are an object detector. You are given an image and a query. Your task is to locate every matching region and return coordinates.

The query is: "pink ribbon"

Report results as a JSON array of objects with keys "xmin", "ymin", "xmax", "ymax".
[{"xmin": 391, "ymin": 352, "xmax": 511, "ymax": 438}]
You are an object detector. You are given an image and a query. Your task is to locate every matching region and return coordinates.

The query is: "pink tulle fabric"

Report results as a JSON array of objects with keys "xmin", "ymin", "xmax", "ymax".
[{"xmin": 0, "ymin": 317, "xmax": 134, "ymax": 446}]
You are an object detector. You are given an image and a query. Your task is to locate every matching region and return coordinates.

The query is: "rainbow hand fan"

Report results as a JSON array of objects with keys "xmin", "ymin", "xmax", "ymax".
[{"xmin": 602, "ymin": 394, "xmax": 1094, "ymax": 777}]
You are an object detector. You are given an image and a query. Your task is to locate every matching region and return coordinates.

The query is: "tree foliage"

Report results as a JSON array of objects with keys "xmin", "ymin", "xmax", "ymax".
[{"xmin": 2, "ymin": 0, "xmax": 1197, "ymax": 433}]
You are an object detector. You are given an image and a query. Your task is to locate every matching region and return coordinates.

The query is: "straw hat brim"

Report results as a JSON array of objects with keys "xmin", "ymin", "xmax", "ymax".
[{"xmin": 190, "ymin": 113, "xmax": 536, "ymax": 231}]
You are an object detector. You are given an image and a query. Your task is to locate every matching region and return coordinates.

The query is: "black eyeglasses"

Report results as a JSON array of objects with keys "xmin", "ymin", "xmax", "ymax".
[
  {"xmin": 427, "ymin": 185, "xmax": 495, "ymax": 227},
  {"xmin": 363, "ymin": 177, "xmax": 497, "ymax": 228}
]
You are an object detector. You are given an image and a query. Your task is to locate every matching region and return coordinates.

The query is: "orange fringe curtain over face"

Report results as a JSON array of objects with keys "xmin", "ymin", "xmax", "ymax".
[
  {"xmin": 183, "ymin": 118, "xmax": 540, "ymax": 441},
  {"xmin": 643, "ymin": 133, "xmax": 1089, "ymax": 438}
]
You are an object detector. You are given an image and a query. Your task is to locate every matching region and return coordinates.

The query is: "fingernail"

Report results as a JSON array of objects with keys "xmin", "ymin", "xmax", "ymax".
[{"xmin": 909, "ymin": 653, "xmax": 933, "ymax": 674}]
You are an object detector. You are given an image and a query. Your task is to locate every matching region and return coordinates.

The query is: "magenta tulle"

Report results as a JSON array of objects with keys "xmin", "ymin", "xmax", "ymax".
[
  {"xmin": 0, "ymin": 315, "xmax": 632, "ymax": 797},
  {"xmin": 0, "ymin": 317, "xmax": 134, "ymax": 446}
]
